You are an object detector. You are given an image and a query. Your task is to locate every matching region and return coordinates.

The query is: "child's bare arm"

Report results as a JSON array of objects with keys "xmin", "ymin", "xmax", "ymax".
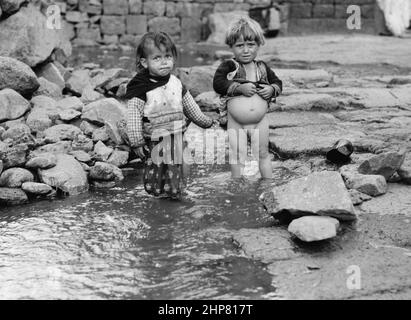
[{"xmin": 182, "ymin": 91, "xmax": 214, "ymax": 129}]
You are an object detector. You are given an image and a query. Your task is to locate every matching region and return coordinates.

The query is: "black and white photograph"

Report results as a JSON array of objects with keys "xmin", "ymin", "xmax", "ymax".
[{"xmin": 0, "ymin": 0, "xmax": 410, "ymax": 304}]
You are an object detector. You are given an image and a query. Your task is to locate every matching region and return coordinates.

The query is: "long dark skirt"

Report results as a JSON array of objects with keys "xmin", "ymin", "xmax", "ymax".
[{"xmin": 143, "ymin": 134, "xmax": 184, "ymax": 199}]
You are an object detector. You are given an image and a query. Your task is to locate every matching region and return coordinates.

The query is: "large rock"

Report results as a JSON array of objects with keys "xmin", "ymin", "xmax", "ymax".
[
  {"xmin": 0, "ymin": 0, "xmax": 26, "ymax": 15},
  {"xmin": 56, "ymin": 96, "xmax": 84, "ymax": 112},
  {"xmin": 0, "ymin": 4, "xmax": 72, "ymax": 67},
  {"xmin": 30, "ymin": 141, "xmax": 72, "ymax": 157},
  {"xmin": 26, "ymin": 109, "xmax": 53, "ymax": 134},
  {"xmin": 41, "ymin": 124, "xmax": 83, "ymax": 143},
  {"xmin": 176, "ymin": 66, "xmax": 217, "ymax": 98},
  {"xmin": 358, "ymin": 151, "xmax": 406, "ymax": 180},
  {"xmin": 269, "ymin": 124, "xmax": 365, "ymax": 158},
  {"xmin": 58, "ymin": 109, "xmax": 81, "ymax": 122},
  {"xmin": 260, "ymin": 171, "xmax": 356, "ymax": 221},
  {"xmin": 34, "ymin": 62, "xmax": 65, "ymax": 91},
  {"xmin": 34, "ymin": 77, "xmax": 63, "ymax": 99},
  {"xmin": 195, "ymin": 91, "xmax": 221, "ymax": 112},
  {"xmin": 107, "ymin": 150, "xmax": 129, "ymax": 168},
  {"xmin": 66, "ymin": 69, "xmax": 93, "ymax": 96},
  {"xmin": 82, "ymin": 98, "xmax": 127, "ymax": 127},
  {"xmin": 341, "ymin": 165, "xmax": 388, "ymax": 197},
  {"xmin": 275, "ymin": 69, "xmax": 333, "ymax": 87},
  {"xmin": 0, "ymin": 143, "xmax": 28, "ymax": 169},
  {"xmin": 207, "ymin": 11, "xmax": 249, "ymax": 44},
  {"xmin": 38, "ymin": 154, "xmax": 89, "ymax": 195},
  {"xmin": 267, "ymin": 112, "xmax": 336, "ymax": 129},
  {"xmin": 26, "ymin": 153, "xmax": 57, "ymax": 169},
  {"xmin": 0, "ymin": 167, "xmax": 34, "ymax": 188},
  {"xmin": 21, "ymin": 182, "xmax": 53, "ymax": 195},
  {"xmin": 275, "ymin": 93, "xmax": 340, "ymax": 111},
  {"xmin": 0, "ymin": 187, "xmax": 28, "ymax": 205},
  {"xmin": 0, "ymin": 57, "xmax": 40, "ymax": 96},
  {"xmin": 288, "ymin": 216, "xmax": 340, "ymax": 242},
  {"xmin": 89, "ymin": 161, "xmax": 124, "ymax": 181},
  {"xmin": 2, "ymin": 124, "xmax": 35, "ymax": 145},
  {"xmin": 0, "ymin": 89, "xmax": 31, "ymax": 122},
  {"xmin": 30, "ymin": 95, "xmax": 59, "ymax": 120},
  {"xmin": 93, "ymin": 141, "xmax": 113, "ymax": 161}
]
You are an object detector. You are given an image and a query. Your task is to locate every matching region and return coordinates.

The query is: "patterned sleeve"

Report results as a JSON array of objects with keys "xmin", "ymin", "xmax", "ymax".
[
  {"xmin": 127, "ymin": 97, "xmax": 146, "ymax": 147},
  {"xmin": 182, "ymin": 91, "xmax": 213, "ymax": 129}
]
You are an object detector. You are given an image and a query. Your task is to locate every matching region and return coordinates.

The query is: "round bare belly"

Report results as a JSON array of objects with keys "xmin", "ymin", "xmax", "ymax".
[{"xmin": 227, "ymin": 95, "xmax": 268, "ymax": 125}]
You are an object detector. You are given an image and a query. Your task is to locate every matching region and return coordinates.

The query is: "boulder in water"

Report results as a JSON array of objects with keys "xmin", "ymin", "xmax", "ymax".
[
  {"xmin": 38, "ymin": 154, "xmax": 89, "ymax": 195},
  {"xmin": 0, "ymin": 167, "xmax": 34, "ymax": 188},
  {"xmin": 0, "ymin": 187, "xmax": 28, "ymax": 205}
]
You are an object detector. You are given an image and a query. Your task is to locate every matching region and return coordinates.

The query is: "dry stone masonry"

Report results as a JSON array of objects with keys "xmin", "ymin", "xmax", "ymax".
[{"xmin": 7, "ymin": 0, "xmax": 377, "ymax": 47}]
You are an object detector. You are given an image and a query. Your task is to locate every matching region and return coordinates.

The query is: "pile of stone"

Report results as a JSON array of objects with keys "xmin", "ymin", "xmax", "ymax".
[
  {"xmin": 0, "ymin": 51, "xmax": 138, "ymax": 206},
  {"xmin": 260, "ymin": 150, "xmax": 409, "ymax": 242}
]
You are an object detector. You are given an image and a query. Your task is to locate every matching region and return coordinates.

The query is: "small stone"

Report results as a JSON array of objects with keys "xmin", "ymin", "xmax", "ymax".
[
  {"xmin": 358, "ymin": 151, "xmax": 406, "ymax": 180},
  {"xmin": 107, "ymin": 150, "xmax": 129, "ymax": 168},
  {"xmin": 0, "ymin": 187, "xmax": 28, "ymax": 205},
  {"xmin": 288, "ymin": 216, "xmax": 340, "ymax": 242},
  {"xmin": 21, "ymin": 182, "xmax": 53, "ymax": 195},
  {"xmin": 26, "ymin": 153, "xmax": 57, "ymax": 169},
  {"xmin": 93, "ymin": 141, "xmax": 113, "ymax": 161},
  {"xmin": 69, "ymin": 150, "xmax": 91, "ymax": 163},
  {"xmin": 89, "ymin": 161, "xmax": 124, "ymax": 181},
  {"xmin": 59, "ymin": 109, "xmax": 82, "ymax": 121}
]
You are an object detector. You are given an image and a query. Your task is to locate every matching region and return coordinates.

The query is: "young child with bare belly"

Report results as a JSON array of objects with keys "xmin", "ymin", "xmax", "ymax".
[{"xmin": 213, "ymin": 17, "xmax": 283, "ymax": 179}]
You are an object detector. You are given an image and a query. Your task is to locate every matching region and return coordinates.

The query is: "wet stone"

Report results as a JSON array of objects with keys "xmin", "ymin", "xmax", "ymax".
[
  {"xmin": 21, "ymin": 182, "xmax": 52, "ymax": 195},
  {"xmin": 261, "ymin": 171, "xmax": 356, "ymax": 221},
  {"xmin": 358, "ymin": 151, "xmax": 406, "ymax": 180},
  {"xmin": 231, "ymin": 228, "xmax": 300, "ymax": 264},
  {"xmin": 26, "ymin": 153, "xmax": 57, "ymax": 169},
  {"xmin": 288, "ymin": 216, "xmax": 340, "ymax": 242},
  {"xmin": 0, "ymin": 167, "xmax": 34, "ymax": 188},
  {"xmin": 0, "ymin": 187, "xmax": 28, "ymax": 205}
]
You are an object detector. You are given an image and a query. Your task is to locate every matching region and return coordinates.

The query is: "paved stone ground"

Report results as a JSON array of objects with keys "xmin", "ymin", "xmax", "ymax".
[{"xmin": 196, "ymin": 34, "xmax": 411, "ymax": 299}]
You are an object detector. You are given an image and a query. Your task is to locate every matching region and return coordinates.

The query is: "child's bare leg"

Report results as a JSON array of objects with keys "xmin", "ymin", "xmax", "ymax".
[
  {"xmin": 251, "ymin": 115, "xmax": 272, "ymax": 179},
  {"xmin": 227, "ymin": 114, "xmax": 247, "ymax": 178}
]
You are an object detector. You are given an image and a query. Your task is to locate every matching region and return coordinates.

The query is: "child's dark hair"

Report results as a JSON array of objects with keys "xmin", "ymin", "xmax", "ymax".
[
  {"xmin": 225, "ymin": 17, "xmax": 265, "ymax": 47},
  {"xmin": 135, "ymin": 32, "xmax": 178, "ymax": 72}
]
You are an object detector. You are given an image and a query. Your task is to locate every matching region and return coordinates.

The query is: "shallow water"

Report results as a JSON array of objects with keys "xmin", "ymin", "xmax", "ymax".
[{"xmin": 0, "ymin": 162, "xmax": 298, "ymax": 300}]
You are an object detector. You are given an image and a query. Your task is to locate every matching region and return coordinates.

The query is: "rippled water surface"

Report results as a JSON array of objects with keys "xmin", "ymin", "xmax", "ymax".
[{"xmin": 0, "ymin": 162, "xmax": 297, "ymax": 300}]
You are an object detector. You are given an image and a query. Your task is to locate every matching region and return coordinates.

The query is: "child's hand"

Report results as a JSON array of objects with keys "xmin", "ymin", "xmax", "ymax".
[
  {"xmin": 257, "ymin": 84, "xmax": 275, "ymax": 100},
  {"xmin": 238, "ymin": 83, "xmax": 257, "ymax": 97},
  {"xmin": 134, "ymin": 146, "xmax": 149, "ymax": 160},
  {"xmin": 210, "ymin": 119, "xmax": 220, "ymax": 129}
]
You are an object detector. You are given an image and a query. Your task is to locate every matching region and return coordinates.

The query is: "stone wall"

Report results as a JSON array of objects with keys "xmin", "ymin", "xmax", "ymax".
[{"xmin": 53, "ymin": 0, "xmax": 377, "ymax": 46}]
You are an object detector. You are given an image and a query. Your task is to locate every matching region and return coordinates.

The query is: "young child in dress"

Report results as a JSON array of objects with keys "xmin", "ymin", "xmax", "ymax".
[
  {"xmin": 213, "ymin": 17, "xmax": 282, "ymax": 179},
  {"xmin": 126, "ymin": 32, "xmax": 218, "ymax": 199}
]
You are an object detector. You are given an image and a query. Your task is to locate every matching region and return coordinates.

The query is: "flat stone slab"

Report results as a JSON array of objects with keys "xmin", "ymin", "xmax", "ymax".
[
  {"xmin": 267, "ymin": 111, "xmax": 336, "ymax": 129},
  {"xmin": 359, "ymin": 183, "xmax": 411, "ymax": 216},
  {"xmin": 260, "ymin": 171, "xmax": 356, "ymax": 221},
  {"xmin": 318, "ymin": 87, "xmax": 411, "ymax": 109},
  {"xmin": 275, "ymin": 93, "xmax": 340, "ymax": 111},
  {"xmin": 269, "ymin": 123, "xmax": 365, "ymax": 158},
  {"xmin": 231, "ymin": 228, "xmax": 300, "ymax": 264},
  {"xmin": 275, "ymin": 68, "xmax": 333, "ymax": 86}
]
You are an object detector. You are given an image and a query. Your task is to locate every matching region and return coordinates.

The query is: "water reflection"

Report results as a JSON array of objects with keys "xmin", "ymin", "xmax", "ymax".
[{"xmin": 0, "ymin": 163, "xmax": 295, "ymax": 299}]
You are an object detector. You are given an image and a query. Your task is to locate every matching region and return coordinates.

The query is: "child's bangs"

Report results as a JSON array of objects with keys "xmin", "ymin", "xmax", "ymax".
[
  {"xmin": 153, "ymin": 33, "xmax": 177, "ymax": 57},
  {"xmin": 225, "ymin": 17, "xmax": 265, "ymax": 47}
]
